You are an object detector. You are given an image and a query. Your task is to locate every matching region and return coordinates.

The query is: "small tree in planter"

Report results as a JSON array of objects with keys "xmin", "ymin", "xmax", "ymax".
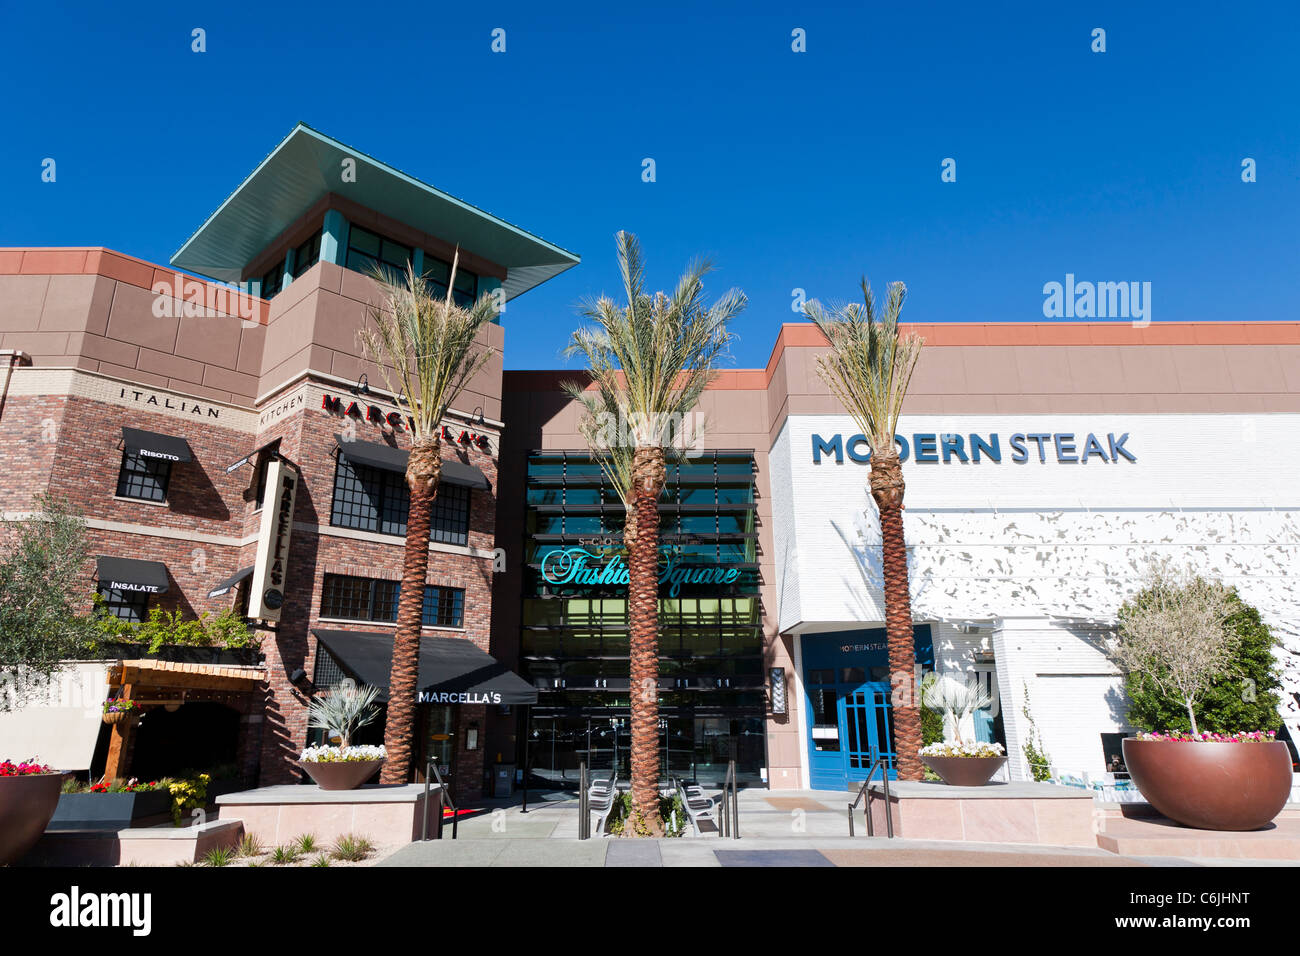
[
  {"xmin": 918, "ymin": 676, "xmax": 1007, "ymax": 786},
  {"xmin": 0, "ymin": 497, "xmax": 99, "ymax": 711},
  {"xmin": 300, "ymin": 682, "xmax": 386, "ymax": 790},
  {"xmin": 1108, "ymin": 562, "xmax": 1292, "ymax": 830},
  {"xmin": 1109, "ymin": 563, "xmax": 1236, "ymax": 736}
]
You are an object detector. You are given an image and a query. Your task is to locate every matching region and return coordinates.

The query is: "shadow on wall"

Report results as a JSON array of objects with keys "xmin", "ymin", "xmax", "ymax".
[{"xmin": 166, "ymin": 460, "xmax": 231, "ymax": 522}]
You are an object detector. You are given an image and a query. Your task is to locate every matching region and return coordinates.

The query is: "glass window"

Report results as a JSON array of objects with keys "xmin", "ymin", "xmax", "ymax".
[
  {"xmin": 320, "ymin": 573, "xmax": 399, "ymax": 623},
  {"xmin": 313, "ymin": 643, "xmax": 345, "ymax": 687},
  {"xmin": 292, "ymin": 230, "xmax": 322, "ymax": 277},
  {"xmin": 261, "ymin": 259, "xmax": 285, "ymax": 299},
  {"xmin": 430, "ymin": 482, "xmax": 471, "ymax": 546},
  {"xmin": 422, "ymin": 253, "xmax": 477, "ymax": 307},
  {"xmin": 422, "ymin": 586, "xmax": 465, "ymax": 628},
  {"xmin": 116, "ymin": 451, "xmax": 171, "ymax": 502},
  {"xmin": 321, "ymin": 573, "xmax": 462, "ymax": 629},
  {"xmin": 98, "ymin": 586, "xmax": 148, "ymax": 623},
  {"xmin": 330, "ymin": 458, "xmax": 410, "ymax": 535},
  {"xmin": 346, "ymin": 225, "xmax": 412, "ymax": 281}
]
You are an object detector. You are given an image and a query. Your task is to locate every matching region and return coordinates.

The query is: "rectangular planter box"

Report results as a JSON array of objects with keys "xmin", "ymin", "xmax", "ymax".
[{"xmin": 48, "ymin": 790, "xmax": 172, "ymax": 830}]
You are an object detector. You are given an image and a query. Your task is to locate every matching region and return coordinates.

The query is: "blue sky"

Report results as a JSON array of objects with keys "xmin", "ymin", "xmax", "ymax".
[{"xmin": 2, "ymin": 1, "xmax": 1296, "ymax": 369}]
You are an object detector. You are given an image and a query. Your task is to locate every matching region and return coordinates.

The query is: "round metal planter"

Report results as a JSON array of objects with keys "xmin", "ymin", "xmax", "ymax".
[
  {"xmin": 921, "ymin": 755, "xmax": 1007, "ymax": 787},
  {"xmin": 300, "ymin": 759, "xmax": 384, "ymax": 791},
  {"xmin": 1121, "ymin": 738, "xmax": 1292, "ymax": 831},
  {"xmin": 0, "ymin": 773, "xmax": 66, "ymax": 865}
]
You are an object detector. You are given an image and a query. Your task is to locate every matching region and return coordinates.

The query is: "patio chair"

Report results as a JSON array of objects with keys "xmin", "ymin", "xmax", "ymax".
[
  {"xmin": 675, "ymin": 781, "xmax": 717, "ymax": 837},
  {"xmin": 587, "ymin": 777, "xmax": 618, "ymax": 837}
]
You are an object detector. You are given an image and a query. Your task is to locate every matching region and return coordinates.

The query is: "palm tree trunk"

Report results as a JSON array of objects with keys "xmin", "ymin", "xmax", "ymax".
[
  {"xmin": 627, "ymin": 482, "xmax": 663, "ymax": 834},
  {"xmin": 876, "ymin": 483, "xmax": 924, "ymax": 782},
  {"xmin": 380, "ymin": 482, "xmax": 433, "ymax": 783}
]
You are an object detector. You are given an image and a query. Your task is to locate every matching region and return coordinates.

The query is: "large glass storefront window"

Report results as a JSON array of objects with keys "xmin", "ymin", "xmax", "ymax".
[{"xmin": 519, "ymin": 450, "xmax": 765, "ymax": 788}]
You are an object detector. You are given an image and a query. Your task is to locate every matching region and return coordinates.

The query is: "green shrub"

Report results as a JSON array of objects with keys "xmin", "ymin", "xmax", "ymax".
[
  {"xmin": 331, "ymin": 834, "xmax": 374, "ymax": 862},
  {"xmin": 1021, "ymin": 683, "xmax": 1053, "ymax": 782},
  {"xmin": 269, "ymin": 845, "xmax": 300, "ymax": 865},
  {"xmin": 293, "ymin": 833, "xmax": 318, "ymax": 854},
  {"xmin": 202, "ymin": 846, "xmax": 234, "ymax": 867},
  {"xmin": 1122, "ymin": 588, "xmax": 1282, "ymax": 734}
]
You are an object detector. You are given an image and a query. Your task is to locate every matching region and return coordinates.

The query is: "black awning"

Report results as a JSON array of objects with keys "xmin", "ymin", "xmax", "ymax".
[
  {"xmin": 121, "ymin": 427, "xmax": 193, "ymax": 463},
  {"xmin": 335, "ymin": 435, "xmax": 407, "ymax": 473},
  {"xmin": 225, "ymin": 437, "xmax": 282, "ymax": 474},
  {"xmin": 207, "ymin": 565, "xmax": 254, "ymax": 599},
  {"xmin": 312, "ymin": 629, "xmax": 537, "ymax": 705},
  {"xmin": 335, "ymin": 435, "xmax": 489, "ymax": 490},
  {"xmin": 441, "ymin": 458, "xmax": 490, "ymax": 490},
  {"xmin": 96, "ymin": 556, "xmax": 170, "ymax": 595}
]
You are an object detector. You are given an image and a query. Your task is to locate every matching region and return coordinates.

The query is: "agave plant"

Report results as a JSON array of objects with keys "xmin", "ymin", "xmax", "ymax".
[
  {"xmin": 307, "ymin": 681, "xmax": 381, "ymax": 748},
  {"xmin": 921, "ymin": 675, "xmax": 993, "ymax": 747}
]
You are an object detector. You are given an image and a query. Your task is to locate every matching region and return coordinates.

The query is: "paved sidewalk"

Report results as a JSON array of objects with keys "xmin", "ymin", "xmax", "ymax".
[
  {"xmin": 379, "ymin": 835, "xmax": 1195, "ymax": 867},
  {"xmin": 390, "ymin": 788, "xmax": 1300, "ymax": 866}
]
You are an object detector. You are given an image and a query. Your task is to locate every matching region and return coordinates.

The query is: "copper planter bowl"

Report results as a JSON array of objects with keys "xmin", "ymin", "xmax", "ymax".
[
  {"xmin": 922, "ymin": 755, "xmax": 1007, "ymax": 787},
  {"xmin": 301, "ymin": 759, "xmax": 384, "ymax": 791},
  {"xmin": 1122, "ymin": 738, "xmax": 1293, "ymax": 831},
  {"xmin": 0, "ymin": 772, "xmax": 66, "ymax": 865}
]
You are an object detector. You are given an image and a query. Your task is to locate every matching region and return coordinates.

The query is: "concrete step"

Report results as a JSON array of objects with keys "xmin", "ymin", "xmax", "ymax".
[{"xmin": 1096, "ymin": 815, "xmax": 1300, "ymax": 861}]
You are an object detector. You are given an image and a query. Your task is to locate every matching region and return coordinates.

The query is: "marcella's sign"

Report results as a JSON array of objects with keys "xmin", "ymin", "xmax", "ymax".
[
  {"xmin": 248, "ymin": 459, "xmax": 299, "ymax": 622},
  {"xmin": 320, "ymin": 394, "xmax": 491, "ymax": 450},
  {"xmin": 812, "ymin": 431, "xmax": 1136, "ymax": 465}
]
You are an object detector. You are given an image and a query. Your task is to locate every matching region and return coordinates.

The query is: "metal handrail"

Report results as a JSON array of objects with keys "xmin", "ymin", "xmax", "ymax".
[
  {"xmin": 578, "ymin": 761, "xmax": 589, "ymax": 839},
  {"xmin": 718, "ymin": 759, "xmax": 740, "ymax": 839},
  {"xmin": 421, "ymin": 760, "xmax": 458, "ymax": 841},
  {"xmin": 847, "ymin": 755, "xmax": 893, "ymax": 838}
]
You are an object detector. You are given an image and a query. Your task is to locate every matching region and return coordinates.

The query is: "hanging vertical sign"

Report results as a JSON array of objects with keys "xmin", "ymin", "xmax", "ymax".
[{"xmin": 248, "ymin": 458, "xmax": 299, "ymax": 622}]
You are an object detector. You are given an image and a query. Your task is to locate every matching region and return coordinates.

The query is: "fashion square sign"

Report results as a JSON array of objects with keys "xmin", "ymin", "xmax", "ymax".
[
  {"xmin": 812, "ymin": 431, "xmax": 1136, "ymax": 465},
  {"xmin": 540, "ymin": 547, "xmax": 740, "ymax": 597}
]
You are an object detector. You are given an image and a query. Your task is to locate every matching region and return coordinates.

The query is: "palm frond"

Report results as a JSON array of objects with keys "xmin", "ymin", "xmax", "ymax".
[
  {"xmin": 804, "ymin": 277, "xmax": 922, "ymax": 454},
  {"xmin": 358, "ymin": 253, "xmax": 499, "ymax": 441},
  {"xmin": 565, "ymin": 231, "xmax": 746, "ymax": 458}
]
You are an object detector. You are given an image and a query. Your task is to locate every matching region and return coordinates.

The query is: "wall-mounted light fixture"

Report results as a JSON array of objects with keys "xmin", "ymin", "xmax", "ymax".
[
  {"xmin": 352, "ymin": 373, "xmax": 370, "ymax": 396},
  {"xmin": 769, "ymin": 667, "xmax": 787, "ymax": 715}
]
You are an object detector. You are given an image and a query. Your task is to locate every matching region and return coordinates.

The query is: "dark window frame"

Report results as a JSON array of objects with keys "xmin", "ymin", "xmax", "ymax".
[
  {"xmin": 115, "ymin": 450, "xmax": 172, "ymax": 503},
  {"xmin": 345, "ymin": 224, "xmax": 413, "ymax": 281},
  {"xmin": 329, "ymin": 458, "xmax": 470, "ymax": 546},
  {"xmin": 292, "ymin": 229, "xmax": 323, "ymax": 278},
  {"xmin": 422, "ymin": 585, "xmax": 465, "ymax": 629},
  {"xmin": 320, "ymin": 573, "xmax": 465, "ymax": 629},
  {"xmin": 98, "ymin": 585, "xmax": 149, "ymax": 623},
  {"xmin": 261, "ymin": 258, "xmax": 286, "ymax": 298}
]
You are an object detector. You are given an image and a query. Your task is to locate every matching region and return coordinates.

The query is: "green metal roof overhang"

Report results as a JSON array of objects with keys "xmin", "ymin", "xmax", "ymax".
[{"xmin": 170, "ymin": 123, "xmax": 579, "ymax": 301}]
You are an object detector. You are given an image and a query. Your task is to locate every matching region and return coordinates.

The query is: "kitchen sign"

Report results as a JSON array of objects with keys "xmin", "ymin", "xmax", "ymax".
[{"xmin": 248, "ymin": 458, "xmax": 298, "ymax": 622}]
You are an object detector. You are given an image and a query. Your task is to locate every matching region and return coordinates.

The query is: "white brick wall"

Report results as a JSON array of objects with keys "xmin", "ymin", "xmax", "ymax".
[{"xmin": 771, "ymin": 412, "xmax": 1300, "ymax": 778}]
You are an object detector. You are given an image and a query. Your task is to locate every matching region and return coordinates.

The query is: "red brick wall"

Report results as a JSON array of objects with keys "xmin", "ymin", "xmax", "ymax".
[{"xmin": 0, "ymin": 371, "xmax": 501, "ymax": 796}]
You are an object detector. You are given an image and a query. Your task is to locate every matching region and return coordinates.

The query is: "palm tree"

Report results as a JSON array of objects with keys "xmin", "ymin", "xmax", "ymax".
[
  {"xmin": 359, "ymin": 255, "xmax": 498, "ymax": 784},
  {"xmin": 564, "ymin": 232, "xmax": 745, "ymax": 833},
  {"xmin": 804, "ymin": 279, "xmax": 926, "ymax": 780}
]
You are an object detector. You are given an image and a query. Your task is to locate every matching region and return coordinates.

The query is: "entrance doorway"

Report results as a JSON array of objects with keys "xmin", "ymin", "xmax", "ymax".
[{"xmin": 801, "ymin": 626, "xmax": 933, "ymax": 790}]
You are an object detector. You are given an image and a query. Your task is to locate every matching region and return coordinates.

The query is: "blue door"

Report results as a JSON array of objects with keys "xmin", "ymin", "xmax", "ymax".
[{"xmin": 802, "ymin": 627, "xmax": 932, "ymax": 790}]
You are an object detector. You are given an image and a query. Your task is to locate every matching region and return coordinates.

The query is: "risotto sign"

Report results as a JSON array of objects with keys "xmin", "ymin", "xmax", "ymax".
[{"xmin": 540, "ymin": 547, "xmax": 740, "ymax": 597}]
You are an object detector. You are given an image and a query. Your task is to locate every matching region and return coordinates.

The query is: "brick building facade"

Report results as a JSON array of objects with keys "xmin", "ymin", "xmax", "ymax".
[{"xmin": 0, "ymin": 124, "xmax": 578, "ymax": 799}]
